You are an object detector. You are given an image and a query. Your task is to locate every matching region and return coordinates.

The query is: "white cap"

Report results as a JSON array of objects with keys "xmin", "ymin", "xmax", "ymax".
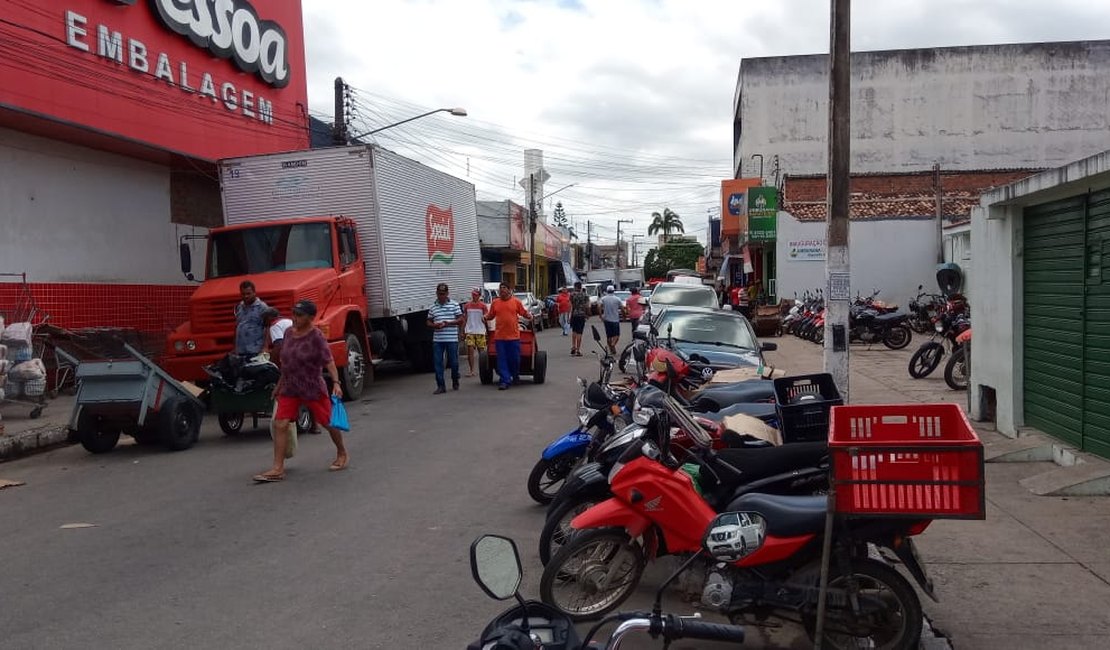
[{"xmin": 606, "ymin": 285, "xmax": 615, "ymax": 292}]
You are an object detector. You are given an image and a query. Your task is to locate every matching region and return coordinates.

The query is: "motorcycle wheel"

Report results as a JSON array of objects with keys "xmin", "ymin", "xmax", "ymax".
[
  {"xmin": 812, "ymin": 326, "xmax": 825, "ymax": 344},
  {"xmin": 883, "ymin": 325, "xmax": 912, "ymax": 350},
  {"xmin": 527, "ymin": 453, "xmax": 580, "ymax": 505},
  {"xmin": 944, "ymin": 347, "xmax": 969, "ymax": 390},
  {"xmin": 907, "ymin": 342, "xmax": 944, "ymax": 379},
  {"xmin": 617, "ymin": 343, "xmax": 633, "ymax": 374},
  {"xmin": 539, "ymin": 496, "xmax": 608, "ymax": 566},
  {"xmin": 540, "ymin": 527, "xmax": 645, "ymax": 621},
  {"xmin": 803, "ymin": 558, "xmax": 923, "ymax": 650}
]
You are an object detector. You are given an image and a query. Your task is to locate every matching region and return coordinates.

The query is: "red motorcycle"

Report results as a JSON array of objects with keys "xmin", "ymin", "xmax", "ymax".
[{"xmin": 539, "ymin": 391, "xmax": 937, "ymax": 649}]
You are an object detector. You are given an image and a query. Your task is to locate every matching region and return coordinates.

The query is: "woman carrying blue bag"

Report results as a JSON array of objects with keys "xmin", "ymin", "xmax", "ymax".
[{"xmin": 253, "ymin": 299, "xmax": 350, "ymax": 483}]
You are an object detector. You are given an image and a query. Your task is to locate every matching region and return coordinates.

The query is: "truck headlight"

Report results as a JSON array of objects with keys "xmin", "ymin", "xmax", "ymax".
[{"xmin": 186, "ymin": 340, "xmax": 197, "ymax": 351}]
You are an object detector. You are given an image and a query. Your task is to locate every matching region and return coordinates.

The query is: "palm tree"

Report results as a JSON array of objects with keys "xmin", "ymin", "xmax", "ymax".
[{"xmin": 647, "ymin": 208, "xmax": 684, "ymax": 241}]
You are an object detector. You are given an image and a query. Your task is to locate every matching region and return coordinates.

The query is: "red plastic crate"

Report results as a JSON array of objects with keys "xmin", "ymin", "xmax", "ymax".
[{"xmin": 828, "ymin": 403, "xmax": 985, "ymax": 519}]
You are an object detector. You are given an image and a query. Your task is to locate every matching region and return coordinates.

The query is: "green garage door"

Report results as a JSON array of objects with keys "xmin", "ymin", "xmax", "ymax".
[{"xmin": 1024, "ymin": 190, "xmax": 1110, "ymax": 457}]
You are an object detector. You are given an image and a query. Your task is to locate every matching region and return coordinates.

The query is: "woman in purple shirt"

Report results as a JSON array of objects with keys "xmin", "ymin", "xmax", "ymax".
[{"xmin": 253, "ymin": 299, "xmax": 348, "ymax": 482}]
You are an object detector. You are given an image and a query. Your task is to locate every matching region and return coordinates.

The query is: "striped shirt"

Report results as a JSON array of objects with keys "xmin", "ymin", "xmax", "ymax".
[{"xmin": 429, "ymin": 299, "xmax": 463, "ymax": 342}]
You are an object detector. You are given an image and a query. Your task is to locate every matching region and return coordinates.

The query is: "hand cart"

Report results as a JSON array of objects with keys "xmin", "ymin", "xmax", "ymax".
[{"xmin": 207, "ymin": 382, "xmax": 316, "ymax": 437}]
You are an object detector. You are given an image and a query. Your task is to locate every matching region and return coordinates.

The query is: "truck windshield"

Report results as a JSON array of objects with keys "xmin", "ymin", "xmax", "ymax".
[{"xmin": 208, "ymin": 223, "xmax": 333, "ymax": 278}]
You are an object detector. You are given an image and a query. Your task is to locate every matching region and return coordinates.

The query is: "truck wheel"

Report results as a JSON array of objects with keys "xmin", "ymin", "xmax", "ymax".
[
  {"xmin": 160, "ymin": 396, "xmax": 202, "ymax": 451},
  {"xmin": 533, "ymin": 351, "xmax": 548, "ymax": 384},
  {"xmin": 478, "ymin": 351, "xmax": 493, "ymax": 385},
  {"xmin": 340, "ymin": 332, "xmax": 366, "ymax": 401},
  {"xmin": 218, "ymin": 412, "xmax": 244, "ymax": 436},
  {"xmin": 77, "ymin": 409, "xmax": 121, "ymax": 454}
]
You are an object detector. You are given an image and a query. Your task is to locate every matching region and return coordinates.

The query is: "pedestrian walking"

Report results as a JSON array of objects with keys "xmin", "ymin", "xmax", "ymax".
[
  {"xmin": 600, "ymin": 285, "xmax": 623, "ymax": 354},
  {"xmin": 569, "ymin": 280, "xmax": 589, "ymax": 356},
  {"xmin": 234, "ymin": 280, "xmax": 268, "ymax": 357},
  {"xmin": 556, "ymin": 287, "xmax": 572, "ymax": 335},
  {"xmin": 463, "ymin": 288, "xmax": 488, "ymax": 377},
  {"xmin": 484, "ymin": 283, "xmax": 531, "ymax": 390},
  {"xmin": 428, "ymin": 282, "xmax": 464, "ymax": 393},
  {"xmin": 737, "ymin": 282, "xmax": 752, "ymax": 320},
  {"xmin": 253, "ymin": 299, "xmax": 348, "ymax": 483},
  {"xmin": 625, "ymin": 286, "xmax": 645, "ymax": 331}
]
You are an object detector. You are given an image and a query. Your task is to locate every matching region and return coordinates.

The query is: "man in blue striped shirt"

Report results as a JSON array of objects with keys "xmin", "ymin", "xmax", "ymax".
[{"xmin": 427, "ymin": 282, "xmax": 465, "ymax": 394}]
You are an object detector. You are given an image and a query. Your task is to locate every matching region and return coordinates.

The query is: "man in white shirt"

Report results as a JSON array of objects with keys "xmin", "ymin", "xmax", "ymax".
[
  {"xmin": 262, "ymin": 308, "xmax": 293, "ymax": 360},
  {"xmin": 599, "ymin": 285, "xmax": 624, "ymax": 355}
]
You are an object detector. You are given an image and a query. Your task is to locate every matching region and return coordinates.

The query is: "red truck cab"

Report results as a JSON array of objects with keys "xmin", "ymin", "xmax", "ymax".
[{"xmin": 164, "ymin": 216, "xmax": 371, "ymax": 399}]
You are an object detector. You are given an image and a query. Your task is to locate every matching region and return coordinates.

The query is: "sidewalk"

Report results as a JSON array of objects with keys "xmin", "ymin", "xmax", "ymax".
[
  {"xmin": 0, "ymin": 393, "xmax": 74, "ymax": 462},
  {"xmin": 766, "ymin": 336, "xmax": 1110, "ymax": 650}
]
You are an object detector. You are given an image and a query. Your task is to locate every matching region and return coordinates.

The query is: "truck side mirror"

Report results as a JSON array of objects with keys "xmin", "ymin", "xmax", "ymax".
[{"xmin": 179, "ymin": 243, "xmax": 195, "ymax": 281}]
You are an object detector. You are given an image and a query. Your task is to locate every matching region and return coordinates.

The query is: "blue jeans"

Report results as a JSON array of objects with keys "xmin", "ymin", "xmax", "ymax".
[
  {"xmin": 495, "ymin": 339, "xmax": 521, "ymax": 386},
  {"xmin": 433, "ymin": 341, "xmax": 460, "ymax": 388}
]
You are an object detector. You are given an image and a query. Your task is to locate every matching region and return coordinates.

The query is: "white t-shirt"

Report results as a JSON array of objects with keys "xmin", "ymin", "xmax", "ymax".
[
  {"xmin": 464, "ymin": 302, "xmax": 489, "ymax": 335},
  {"xmin": 269, "ymin": 318, "xmax": 293, "ymax": 343}
]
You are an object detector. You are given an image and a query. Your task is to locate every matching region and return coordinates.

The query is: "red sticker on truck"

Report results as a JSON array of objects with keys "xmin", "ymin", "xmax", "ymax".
[{"xmin": 426, "ymin": 204, "xmax": 455, "ymax": 264}]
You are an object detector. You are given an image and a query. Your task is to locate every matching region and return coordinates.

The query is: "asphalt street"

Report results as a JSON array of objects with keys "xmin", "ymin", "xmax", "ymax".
[{"xmin": 0, "ymin": 323, "xmax": 810, "ymax": 650}]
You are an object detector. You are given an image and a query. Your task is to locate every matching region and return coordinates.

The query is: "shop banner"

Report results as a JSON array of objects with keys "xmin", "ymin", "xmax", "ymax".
[
  {"xmin": 720, "ymin": 178, "xmax": 761, "ymax": 237},
  {"xmin": 787, "ymin": 239, "xmax": 826, "ymax": 261},
  {"xmin": 747, "ymin": 187, "xmax": 778, "ymax": 242}
]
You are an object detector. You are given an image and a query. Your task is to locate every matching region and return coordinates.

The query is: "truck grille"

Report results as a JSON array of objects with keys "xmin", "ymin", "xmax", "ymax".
[{"xmin": 191, "ymin": 291, "xmax": 297, "ymax": 333}]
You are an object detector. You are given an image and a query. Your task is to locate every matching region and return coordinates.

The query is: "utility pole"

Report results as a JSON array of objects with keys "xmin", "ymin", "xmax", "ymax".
[
  {"xmin": 332, "ymin": 77, "xmax": 348, "ymax": 145},
  {"xmin": 823, "ymin": 0, "xmax": 851, "ymax": 402},
  {"xmin": 586, "ymin": 221, "xmax": 593, "ymax": 273},
  {"xmin": 616, "ymin": 219, "xmax": 633, "ymax": 269},
  {"xmin": 632, "ymin": 234, "xmax": 645, "ymax": 267},
  {"xmin": 528, "ymin": 173, "xmax": 538, "ymax": 296},
  {"xmin": 933, "ymin": 162, "xmax": 945, "ymax": 264}
]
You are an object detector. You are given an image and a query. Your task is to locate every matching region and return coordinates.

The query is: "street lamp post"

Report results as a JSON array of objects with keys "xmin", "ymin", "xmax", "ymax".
[
  {"xmin": 347, "ymin": 107, "xmax": 467, "ymax": 141},
  {"xmin": 529, "ymin": 182, "xmax": 578, "ymax": 296},
  {"xmin": 631, "ymin": 234, "xmax": 645, "ymax": 267},
  {"xmin": 616, "ymin": 219, "xmax": 633, "ymax": 270}
]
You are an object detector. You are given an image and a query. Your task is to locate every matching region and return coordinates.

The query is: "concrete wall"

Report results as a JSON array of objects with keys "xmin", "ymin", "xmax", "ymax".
[
  {"xmin": 735, "ymin": 41, "xmax": 1110, "ymax": 177},
  {"xmin": 776, "ymin": 211, "xmax": 939, "ymax": 308},
  {"xmin": 0, "ymin": 128, "xmax": 204, "ymax": 284},
  {"xmin": 477, "ymin": 200, "xmax": 510, "ymax": 248}
]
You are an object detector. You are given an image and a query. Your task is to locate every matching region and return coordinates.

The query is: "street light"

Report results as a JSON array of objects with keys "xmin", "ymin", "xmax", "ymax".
[
  {"xmin": 348, "ymin": 107, "xmax": 467, "ymax": 140},
  {"xmin": 529, "ymin": 182, "xmax": 578, "ymax": 295},
  {"xmin": 631, "ymin": 234, "xmax": 645, "ymax": 267},
  {"xmin": 616, "ymin": 219, "xmax": 633, "ymax": 269}
]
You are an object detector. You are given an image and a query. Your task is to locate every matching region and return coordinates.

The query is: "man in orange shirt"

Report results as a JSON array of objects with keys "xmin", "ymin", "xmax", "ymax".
[
  {"xmin": 555, "ymin": 287, "xmax": 572, "ymax": 336},
  {"xmin": 484, "ymin": 283, "xmax": 532, "ymax": 390}
]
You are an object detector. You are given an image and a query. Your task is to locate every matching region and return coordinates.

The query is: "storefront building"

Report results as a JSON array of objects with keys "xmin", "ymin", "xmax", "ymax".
[
  {"xmin": 477, "ymin": 199, "xmax": 575, "ymax": 297},
  {"xmin": 0, "ymin": 1, "xmax": 309, "ymax": 338}
]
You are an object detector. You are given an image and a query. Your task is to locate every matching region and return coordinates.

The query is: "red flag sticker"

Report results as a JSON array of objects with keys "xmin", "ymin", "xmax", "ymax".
[{"xmin": 426, "ymin": 204, "xmax": 455, "ymax": 264}]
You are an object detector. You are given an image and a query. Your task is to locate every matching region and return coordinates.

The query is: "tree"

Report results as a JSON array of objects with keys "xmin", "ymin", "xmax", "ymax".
[
  {"xmin": 647, "ymin": 208, "xmax": 684, "ymax": 241},
  {"xmin": 553, "ymin": 202, "xmax": 568, "ymax": 228},
  {"xmin": 643, "ymin": 241, "xmax": 703, "ymax": 280}
]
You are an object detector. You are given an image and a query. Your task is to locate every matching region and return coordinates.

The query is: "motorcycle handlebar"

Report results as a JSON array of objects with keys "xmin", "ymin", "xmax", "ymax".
[{"xmin": 666, "ymin": 616, "xmax": 747, "ymax": 643}]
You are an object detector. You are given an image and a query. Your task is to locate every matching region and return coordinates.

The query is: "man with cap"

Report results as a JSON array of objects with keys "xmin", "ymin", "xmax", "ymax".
[
  {"xmin": 484, "ymin": 283, "xmax": 531, "ymax": 390},
  {"xmin": 254, "ymin": 299, "xmax": 348, "ymax": 482},
  {"xmin": 462, "ymin": 288, "xmax": 489, "ymax": 378},
  {"xmin": 599, "ymin": 285, "xmax": 623, "ymax": 354}
]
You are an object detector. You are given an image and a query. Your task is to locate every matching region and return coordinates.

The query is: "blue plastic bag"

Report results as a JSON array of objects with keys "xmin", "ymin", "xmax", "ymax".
[{"xmin": 329, "ymin": 395, "xmax": 350, "ymax": 432}]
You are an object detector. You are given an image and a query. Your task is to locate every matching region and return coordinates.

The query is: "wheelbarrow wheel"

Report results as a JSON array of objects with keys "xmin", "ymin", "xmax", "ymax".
[
  {"xmin": 533, "ymin": 351, "xmax": 548, "ymax": 384},
  {"xmin": 77, "ymin": 409, "xmax": 121, "ymax": 454},
  {"xmin": 478, "ymin": 351, "xmax": 493, "ymax": 385},
  {"xmin": 160, "ymin": 396, "xmax": 202, "ymax": 451},
  {"xmin": 218, "ymin": 412, "xmax": 245, "ymax": 436}
]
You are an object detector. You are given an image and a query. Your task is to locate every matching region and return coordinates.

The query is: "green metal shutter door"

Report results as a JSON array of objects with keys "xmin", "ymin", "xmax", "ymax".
[
  {"xmin": 1023, "ymin": 197, "xmax": 1086, "ymax": 447},
  {"xmin": 1083, "ymin": 190, "xmax": 1110, "ymax": 458}
]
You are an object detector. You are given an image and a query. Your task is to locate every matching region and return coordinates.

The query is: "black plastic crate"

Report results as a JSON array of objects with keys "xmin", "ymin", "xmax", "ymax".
[{"xmin": 774, "ymin": 373, "xmax": 843, "ymax": 442}]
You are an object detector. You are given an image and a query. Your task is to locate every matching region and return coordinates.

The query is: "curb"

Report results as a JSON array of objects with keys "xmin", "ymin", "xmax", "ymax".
[
  {"xmin": 921, "ymin": 615, "xmax": 954, "ymax": 649},
  {"xmin": 0, "ymin": 424, "xmax": 74, "ymax": 462}
]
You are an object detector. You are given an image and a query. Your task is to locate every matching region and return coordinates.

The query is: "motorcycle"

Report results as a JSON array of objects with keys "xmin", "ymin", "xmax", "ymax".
[
  {"xmin": 538, "ymin": 396, "xmax": 933, "ymax": 650},
  {"xmin": 907, "ymin": 284, "xmax": 946, "ymax": 334},
  {"xmin": 467, "ymin": 534, "xmax": 746, "ymax": 649},
  {"xmin": 945, "ymin": 325, "xmax": 971, "ymax": 390},
  {"xmin": 908, "ymin": 308, "xmax": 970, "ymax": 379}
]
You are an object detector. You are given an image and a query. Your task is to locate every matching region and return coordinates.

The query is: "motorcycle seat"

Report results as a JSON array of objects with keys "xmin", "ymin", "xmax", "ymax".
[
  {"xmin": 699, "ymin": 402, "xmax": 778, "ymax": 423},
  {"xmin": 713, "ymin": 441, "xmax": 828, "ymax": 485},
  {"xmin": 691, "ymin": 381, "xmax": 775, "ymax": 410},
  {"xmin": 874, "ymin": 312, "xmax": 907, "ymax": 324},
  {"xmin": 723, "ymin": 492, "xmax": 828, "ymax": 537}
]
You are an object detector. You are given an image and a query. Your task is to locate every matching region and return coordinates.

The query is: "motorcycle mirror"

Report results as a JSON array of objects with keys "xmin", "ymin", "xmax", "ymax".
[
  {"xmin": 760, "ymin": 342, "xmax": 777, "ymax": 352},
  {"xmin": 702, "ymin": 512, "xmax": 769, "ymax": 563},
  {"xmin": 469, "ymin": 535, "xmax": 523, "ymax": 601},
  {"xmin": 591, "ymin": 325, "xmax": 602, "ymax": 342}
]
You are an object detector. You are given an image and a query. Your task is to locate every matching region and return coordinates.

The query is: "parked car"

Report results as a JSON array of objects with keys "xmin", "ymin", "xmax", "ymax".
[
  {"xmin": 514, "ymin": 292, "xmax": 546, "ymax": 331},
  {"xmin": 581, "ymin": 282, "xmax": 602, "ymax": 315},
  {"xmin": 612, "ymin": 290, "xmax": 632, "ymax": 320},
  {"xmin": 648, "ymin": 305, "xmax": 776, "ymax": 370},
  {"xmin": 642, "ymin": 281, "xmax": 719, "ymax": 324}
]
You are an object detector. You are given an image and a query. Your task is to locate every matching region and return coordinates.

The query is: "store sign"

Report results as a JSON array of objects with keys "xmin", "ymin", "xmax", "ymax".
[
  {"xmin": 747, "ymin": 187, "xmax": 777, "ymax": 242},
  {"xmin": 720, "ymin": 178, "xmax": 761, "ymax": 238},
  {"xmin": 426, "ymin": 205, "xmax": 456, "ymax": 265},
  {"xmin": 787, "ymin": 239, "xmax": 826, "ymax": 261},
  {"xmin": 0, "ymin": 2, "xmax": 308, "ymax": 161}
]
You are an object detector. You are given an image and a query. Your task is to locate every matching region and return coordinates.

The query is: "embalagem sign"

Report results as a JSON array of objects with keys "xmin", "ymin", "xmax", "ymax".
[{"xmin": 149, "ymin": 0, "xmax": 290, "ymax": 88}]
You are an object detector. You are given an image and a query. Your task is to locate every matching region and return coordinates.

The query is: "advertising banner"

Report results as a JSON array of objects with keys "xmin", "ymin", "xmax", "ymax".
[
  {"xmin": 747, "ymin": 186, "xmax": 778, "ymax": 242},
  {"xmin": 720, "ymin": 178, "xmax": 762, "ymax": 237},
  {"xmin": 0, "ymin": 1, "xmax": 309, "ymax": 161},
  {"xmin": 787, "ymin": 238, "xmax": 827, "ymax": 261}
]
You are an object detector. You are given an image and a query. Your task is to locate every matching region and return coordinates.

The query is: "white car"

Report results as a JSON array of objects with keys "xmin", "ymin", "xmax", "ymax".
[{"xmin": 705, "ymin": 512, "xmax": 766, "ymax": 560}]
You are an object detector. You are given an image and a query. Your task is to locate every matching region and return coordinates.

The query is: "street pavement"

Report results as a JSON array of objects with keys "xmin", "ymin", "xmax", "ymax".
[{"xmin": 2, "ymin": 325, "xmax": 1109, "ymax": 648}]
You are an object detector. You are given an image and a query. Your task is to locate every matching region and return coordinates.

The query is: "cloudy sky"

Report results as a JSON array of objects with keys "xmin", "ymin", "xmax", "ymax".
[{"xmin": 300, "ymin": 0, "xmax": 1109, "ymax": 248}]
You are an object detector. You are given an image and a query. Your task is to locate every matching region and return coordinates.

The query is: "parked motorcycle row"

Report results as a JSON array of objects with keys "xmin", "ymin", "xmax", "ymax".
[
  {"xmin": 782, "ymin": 288, "xmax": 913, "ymax": 350},
  {"xmin": 906, "ymin": 285, "xmax": 972, "ymax": 391},
  {"xmin": 469, "ymin": 325, "xmax": 945, "ymax": 649}
]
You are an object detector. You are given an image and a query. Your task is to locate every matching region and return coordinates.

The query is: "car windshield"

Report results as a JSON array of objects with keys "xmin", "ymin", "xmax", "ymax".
[
  {"xmin": 209, "ymin": 223, "xmax": 333, "ymax": 278},
  {"xmin": 657, "ymin": 311, "xmax": 757, "ymax": 349},
  {"xmin": 650, "ymin": 285, "xmax": 718, "ymax": 309}
]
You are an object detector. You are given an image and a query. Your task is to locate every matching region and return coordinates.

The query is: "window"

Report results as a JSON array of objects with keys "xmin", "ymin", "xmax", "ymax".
[{"xmin": 339, "ymin": 226, "xmax": 359, "ymax": 267}]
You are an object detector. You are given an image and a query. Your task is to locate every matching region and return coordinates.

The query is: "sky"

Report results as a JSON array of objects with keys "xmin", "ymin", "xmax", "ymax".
[{"xmin": 300, "ymin": 0, "xmax": 1110, "ymax": 250}]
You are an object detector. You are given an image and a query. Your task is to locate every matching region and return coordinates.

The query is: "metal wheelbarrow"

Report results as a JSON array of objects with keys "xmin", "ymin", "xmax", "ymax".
[{"xmin": 67, "ymin": 343, "xmax": 205, "ymax": 454}]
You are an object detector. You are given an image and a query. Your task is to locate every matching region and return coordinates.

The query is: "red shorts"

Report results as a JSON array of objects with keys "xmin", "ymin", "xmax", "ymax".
[{"xmin": 275, "ymin": 394, "xmax": 332, "ymax": 427}]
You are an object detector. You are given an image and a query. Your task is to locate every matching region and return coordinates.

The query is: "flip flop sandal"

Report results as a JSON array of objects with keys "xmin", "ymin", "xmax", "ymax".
[{"xmin": 252, "ymin": 473, "xmax": 285, "ymax": 483}]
